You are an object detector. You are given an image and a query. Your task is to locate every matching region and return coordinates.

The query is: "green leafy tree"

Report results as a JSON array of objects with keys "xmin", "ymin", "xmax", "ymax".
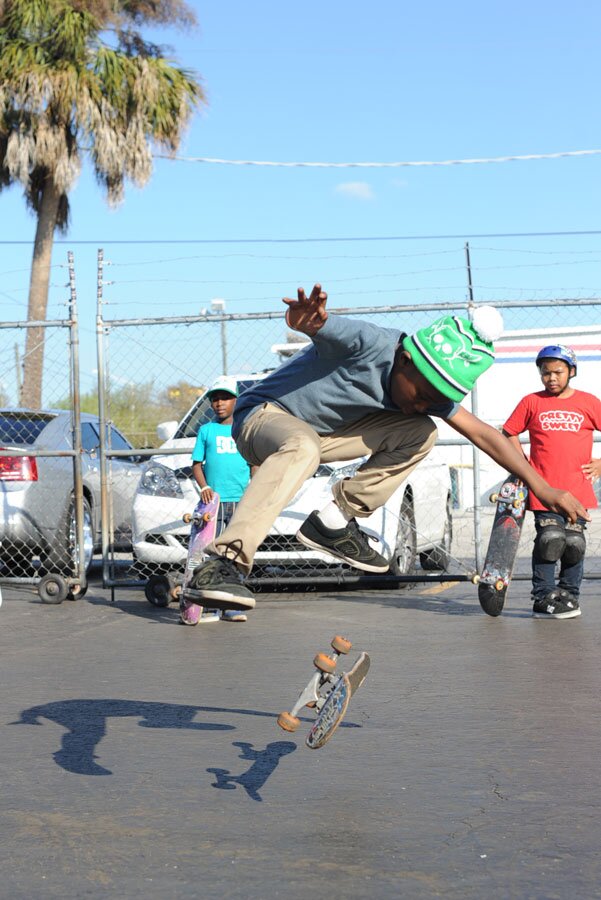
[{"xmin": 0, "ymin": 0, "xmax": 203, "ymax": 407}]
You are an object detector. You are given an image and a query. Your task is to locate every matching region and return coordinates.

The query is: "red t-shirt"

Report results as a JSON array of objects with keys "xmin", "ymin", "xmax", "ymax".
[{"xmin": 503, "ymin": 389, "xmax": 601, "ymax": 511}]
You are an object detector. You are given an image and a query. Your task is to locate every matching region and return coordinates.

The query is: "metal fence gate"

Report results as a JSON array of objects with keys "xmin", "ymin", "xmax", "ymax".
[{"xmin": 0, "ymin": 253, "xmax": 87, "ymax": 602}]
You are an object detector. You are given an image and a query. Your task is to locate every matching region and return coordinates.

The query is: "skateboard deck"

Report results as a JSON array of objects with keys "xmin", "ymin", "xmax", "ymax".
[
  {"xmin": 180, "ymin": 493, "xmax": 220, "ymax": 625},
  {"xmin": 478, "ymin": 475, "xmax": 528, "ymax": 617},
  {"xmin": 277, "ymin": 636, "xmax": 370, "ymax": 749}
]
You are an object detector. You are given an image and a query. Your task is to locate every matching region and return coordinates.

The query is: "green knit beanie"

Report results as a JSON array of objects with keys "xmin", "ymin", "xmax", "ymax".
[{"xmin": 402, "ymin": 307, "xmax": 504, "ymax": 402}]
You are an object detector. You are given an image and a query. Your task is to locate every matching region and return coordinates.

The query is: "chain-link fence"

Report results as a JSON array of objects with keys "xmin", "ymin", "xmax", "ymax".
[
  {"xmin": 94, "ymin": 252, "xmax": 601, "ymax": 605},
  {"xmin": 0, "ymin": 254, "xmax": 88, "ymax": 603}
]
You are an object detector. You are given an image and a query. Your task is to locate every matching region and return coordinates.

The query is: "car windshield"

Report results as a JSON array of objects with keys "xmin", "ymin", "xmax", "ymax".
[
  {"xmin": 0, "ymin": 412, "xmax": 54, "ymax": 445},
  {"xmin": 175, "ymin": 378, "xmax": 260, "ymax": 439}
]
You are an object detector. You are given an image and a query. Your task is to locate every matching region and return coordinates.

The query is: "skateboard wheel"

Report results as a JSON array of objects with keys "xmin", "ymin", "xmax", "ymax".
[
  {"xmin": 331, "ymin": 635, "xmax": 352, "ymax": 655},
  {"xmin": 314, "ymin": 652, "xmax": 336, "ymax": 674},
  {"xmin": 277, "ymin": 711, "xmax": 300, "ymax": 732},
  {"xmin": 494, "ymin": 579, "xmax": 505, "ymax": 591},
  {"xmin": 489, "ymin": 492, "xmax": 499, "ymax": 503},
  {"xmin": 182, "ymin": 512, "xmax": 193, "ymax": 524},
  {"xmin": 471, "ymin": 573, "xmax": 481, "ymax": 584}
]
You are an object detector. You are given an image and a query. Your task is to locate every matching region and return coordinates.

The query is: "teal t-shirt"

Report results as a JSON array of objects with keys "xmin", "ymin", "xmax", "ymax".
[{"xmin": 191, "ymin": 422, "xmax": 250, "ymax": 502}]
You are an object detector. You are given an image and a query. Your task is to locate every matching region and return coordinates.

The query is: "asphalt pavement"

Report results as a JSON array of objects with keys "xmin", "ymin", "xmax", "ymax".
[{"xmin": 1, "ymin": 571, "xmax": 601, "ymax": 899}]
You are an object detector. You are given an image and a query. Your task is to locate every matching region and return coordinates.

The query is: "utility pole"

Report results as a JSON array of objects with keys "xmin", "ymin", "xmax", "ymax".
[
  {"xmin": 14, "ymin": 343, "xmax": 22, "ymax": 402},
  {"xmin": 211, "ymin": 298, "xmax": 228, "ymax": 374}
]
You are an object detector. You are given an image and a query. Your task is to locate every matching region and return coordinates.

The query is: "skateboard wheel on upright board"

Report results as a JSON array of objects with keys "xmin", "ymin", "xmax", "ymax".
[
  {"xmin": 182, "ymin": 512, "xmax": 193, "ymax": 524},
  {"xmin": 489, "ymin": 492, "xmax": 499, "ymax": 503},
  {"xmin": 313, "ymin": 652, "xmax": 336, "ymax": 674},
  {"xmin": 331, "ymin": 635, "xmax": 352, "ymax": 655},
  {"xmin": 277, "ymin": 711, "xmax": 300, "ymax": 732}
]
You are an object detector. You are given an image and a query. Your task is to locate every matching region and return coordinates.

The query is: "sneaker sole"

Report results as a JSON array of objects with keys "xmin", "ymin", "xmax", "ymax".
[
  {"xmin": 184, "ymin": 587, "xmax": 255, "ymax": 611},
  {"xmin": 180, "ymin": 613, "xmax": 221, "ymax": 626},
  {"xmin": 222, "ymin": 613, "xmax": 248, "ymax": 623},
  {"xmin": 296, "ymin": 530, "xmax": 390, "ymax": 573},
  {"xmin": 532, "ymin": 608, "xmax": 581, "ymax": 619}
]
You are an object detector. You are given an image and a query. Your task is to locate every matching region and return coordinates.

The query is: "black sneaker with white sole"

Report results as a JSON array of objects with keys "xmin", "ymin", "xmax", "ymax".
[
  {"xmin": 187, "ymin": 556, "xmax": 255, "ymax": 611},
  {"xmin": 532, "ymin": 589, "xmax": 581, "ymax": 619},
  {"xmin": 296, "ymin": 511, "xmax": 390, "ymax": 573}
]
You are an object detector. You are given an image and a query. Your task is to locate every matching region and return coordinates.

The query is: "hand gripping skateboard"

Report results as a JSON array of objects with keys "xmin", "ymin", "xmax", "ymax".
[
  {"xmin": 180, "ymin": 492, "xmax": 221, "ymax": 625},
  {"xmin": 277, "ymin": 636, "xmax": 370, "ymax": 749},
  {"xmin": 477, "ymin": 475, "xmax": 528, "ymax": 617}
]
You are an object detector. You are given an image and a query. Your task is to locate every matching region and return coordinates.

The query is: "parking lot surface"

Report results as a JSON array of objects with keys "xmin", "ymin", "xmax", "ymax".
[{"xmin": 2, "ymin": 572, "xmax": 601, "ymax": 899}]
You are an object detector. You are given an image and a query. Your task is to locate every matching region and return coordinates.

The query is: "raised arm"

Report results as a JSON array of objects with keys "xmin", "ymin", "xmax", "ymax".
[
  {"xmin": 283, "ymin": 284, "xmax": 328, "ymax": 336},
  {"xmin": 448, "ymin": 407, "xmax": 590, "ymax": 522}
]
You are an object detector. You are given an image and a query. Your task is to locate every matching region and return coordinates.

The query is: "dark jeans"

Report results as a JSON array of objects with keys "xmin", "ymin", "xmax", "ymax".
[{"xmin": 531, "ymin": 511, "xmax": 587, "ymax": 600}]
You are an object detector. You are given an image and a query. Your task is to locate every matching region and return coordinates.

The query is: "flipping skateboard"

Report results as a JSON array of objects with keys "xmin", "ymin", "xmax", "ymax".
[
  {"xmin": 277, "ymin": 636, "xmax": 370, "ymax": 749},
  {"xmin": 180, "ymin": 492, "xmax": 221, "ymax": 625},
  {"xmin": 477, "ymin": 475, "xmax": 528, "ymax": 617}
]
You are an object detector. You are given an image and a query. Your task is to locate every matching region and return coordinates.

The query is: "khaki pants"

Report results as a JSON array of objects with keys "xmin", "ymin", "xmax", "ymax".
[{"xmin": 213, "ymin": 402, "xmax": 438, "ymax": 573}]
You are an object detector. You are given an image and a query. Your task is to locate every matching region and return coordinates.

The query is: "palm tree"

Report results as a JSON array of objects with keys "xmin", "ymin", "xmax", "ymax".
[{"xmin": 0, "ymin": 0, "xmax": 203, "ymax": 407}]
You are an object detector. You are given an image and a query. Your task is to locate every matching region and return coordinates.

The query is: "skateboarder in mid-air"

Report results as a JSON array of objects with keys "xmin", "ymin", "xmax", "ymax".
[
  {"xmin": 503, "ymin": 346, "xmax": 601, "ymax": 619},
  {"xmin": 188, "ymin": 285, "xmax": 589, "ymax": 612}
]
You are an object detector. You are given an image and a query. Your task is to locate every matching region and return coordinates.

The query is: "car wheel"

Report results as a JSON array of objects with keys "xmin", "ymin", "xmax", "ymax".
[
  {"xmin": 145, "ymin": 573, "xmax": 174, "ymax": 607},
  {"xmin": 390, "ymin": 492, "xmax": 417, "ymax": 575},
  {"xmin": 41, "ymin": 496, "xmax": 95, "ymax": 576},
  {"xmin": 420, "ymin": 495, "xmax": 453, "ymax": 571},
  {"xmin": 66, "ymin": 582, "xmax": 89, "ymax": 601}
]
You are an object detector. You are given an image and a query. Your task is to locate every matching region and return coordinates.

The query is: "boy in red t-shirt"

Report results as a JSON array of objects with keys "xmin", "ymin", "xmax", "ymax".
[{"xmin": 503, "ymin": 345, "xmax": 601, "ymax": 619}]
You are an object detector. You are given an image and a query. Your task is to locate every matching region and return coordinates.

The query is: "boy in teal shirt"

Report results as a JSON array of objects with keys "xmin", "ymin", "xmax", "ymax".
[{"xmin": 189, "ymin": 376, "xmax": 251, "ymax": 623}]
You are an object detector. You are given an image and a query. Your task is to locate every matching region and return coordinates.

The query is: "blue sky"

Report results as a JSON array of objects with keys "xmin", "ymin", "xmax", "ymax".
[{"xmin": 1, "ymin": 0, "xmax": 600, "ymax": 396}]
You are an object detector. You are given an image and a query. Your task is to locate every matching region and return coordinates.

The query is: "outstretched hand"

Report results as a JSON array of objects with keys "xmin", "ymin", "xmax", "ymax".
[{"xmin": 282, "ymin": 284, "xmax": 328, "ymax": 336}]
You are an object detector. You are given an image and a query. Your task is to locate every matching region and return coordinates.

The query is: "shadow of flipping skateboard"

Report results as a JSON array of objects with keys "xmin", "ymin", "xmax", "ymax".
[
  {"xmin": 277, "ymin": 636, "xmax": 370, "ymax": 749},
  {"xmin": 476, "ymin": 474, "xmax": 528, "ymax": 617}
]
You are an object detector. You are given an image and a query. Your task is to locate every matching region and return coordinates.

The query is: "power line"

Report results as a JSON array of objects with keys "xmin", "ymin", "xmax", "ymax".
[
  {"xmin": 2, "ymin": 229, "xmax": 601, "ymax": 246},
  {"xmin": 155, "ymin": 149, "xmax": 601, "ymax": 168}
]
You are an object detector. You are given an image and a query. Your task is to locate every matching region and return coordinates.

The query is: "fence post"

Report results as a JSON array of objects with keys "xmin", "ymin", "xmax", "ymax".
[
  {"xmin": 95, "ymin": 249, "xmax": 112, "ymax": 589},
  {"xmin": 67, "ymin": 250, "xmax": 86, "ymax": 591},
  {"xmin": 465, "ymin": 242, "xmax": 483, "ymax": 571}
]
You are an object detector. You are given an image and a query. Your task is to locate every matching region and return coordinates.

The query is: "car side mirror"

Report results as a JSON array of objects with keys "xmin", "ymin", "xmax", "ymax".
[{"xmin": 156, "ymin": 420, "xmax": 178, "ymax": 443}]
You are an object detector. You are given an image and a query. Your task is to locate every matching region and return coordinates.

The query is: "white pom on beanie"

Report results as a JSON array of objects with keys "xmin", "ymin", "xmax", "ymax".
[{"xmin": 471, "ymin": 306, "xmax": 503, "ymax": 343}]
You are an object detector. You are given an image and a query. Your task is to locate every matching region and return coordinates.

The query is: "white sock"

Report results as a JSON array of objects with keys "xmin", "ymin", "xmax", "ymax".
[{"xmin": 317, "ymin": 500, "xmax": 350, "ymax": 530}]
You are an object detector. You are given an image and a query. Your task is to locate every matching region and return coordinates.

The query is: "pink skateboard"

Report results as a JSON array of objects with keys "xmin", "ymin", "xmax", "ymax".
[{"xmin": 180, "ymin": 493, "xmax": 220, "ymax": 625}]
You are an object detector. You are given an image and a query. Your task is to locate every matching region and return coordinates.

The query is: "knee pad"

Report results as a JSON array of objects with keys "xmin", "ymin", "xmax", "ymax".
[
  {"xmin": 562, "ymin": 523, "xmax": 586, "ymax": 566},
  {"xmin": 535, "ymin": 518, "xmax": 566, "ymax": 563}
]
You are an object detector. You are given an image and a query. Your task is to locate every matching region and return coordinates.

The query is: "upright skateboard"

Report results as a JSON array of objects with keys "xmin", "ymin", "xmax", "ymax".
[
  {"xmin": 478, "ymin": 475, "xmax": 528, "ymax": 617},
  {"xmin": 277, "ymin": 636, "xmax": 370, "ymax": 749},
  {"xmin": 180, "ymin": 492, "xmax": 221, "ymax": 625}
]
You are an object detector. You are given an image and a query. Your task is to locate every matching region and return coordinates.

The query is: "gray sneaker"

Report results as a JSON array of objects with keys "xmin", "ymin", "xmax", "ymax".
[
  {"xmin": 296, "ymin": 512, "xmax": 390, "ymax": 573},
  {"xmin": 532, "ymin": 589, "xmax": 581, "ymax": 619},
  {"xmin": 187, "ymin": 556, "xmax": 255, "ymax": 611}
]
